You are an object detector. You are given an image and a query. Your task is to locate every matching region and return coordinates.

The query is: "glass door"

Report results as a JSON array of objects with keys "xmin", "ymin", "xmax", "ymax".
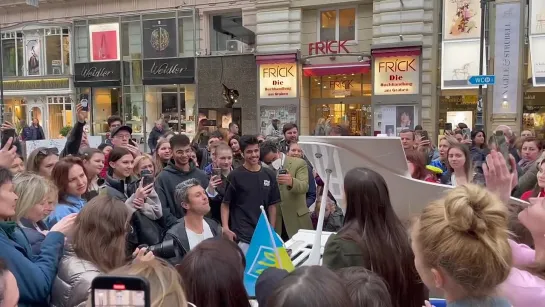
[{"xmin": 27, "ymin": 103, "xmax": 48, "ymax": 139}]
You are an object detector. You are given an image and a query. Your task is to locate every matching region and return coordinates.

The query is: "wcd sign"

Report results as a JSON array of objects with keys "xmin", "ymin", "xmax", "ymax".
[{"xmin": 259, "ymin": 63, "xmax": 298, "ymax": 99}]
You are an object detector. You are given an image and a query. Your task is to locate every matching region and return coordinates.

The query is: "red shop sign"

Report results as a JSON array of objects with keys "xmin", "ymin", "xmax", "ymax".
[{"xmin": 308, "ymin": 41, "xmax": 349, "ymax": 55}]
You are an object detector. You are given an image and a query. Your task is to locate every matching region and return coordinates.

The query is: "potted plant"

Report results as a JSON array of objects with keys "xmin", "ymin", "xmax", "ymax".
[{"xmin": 59, "ymin": 126, "xmax": 72, "ymax": 138}]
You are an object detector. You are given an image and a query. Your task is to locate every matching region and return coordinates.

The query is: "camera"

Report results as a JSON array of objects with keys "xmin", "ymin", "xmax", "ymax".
[{"xmin": 143, "ymin": 240, "xmax": 176, "ymax": 259}]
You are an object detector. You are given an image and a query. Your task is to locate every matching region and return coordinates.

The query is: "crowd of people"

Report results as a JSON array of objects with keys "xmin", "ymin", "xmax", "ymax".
[{"xmin": 0, "ymin": 105, "xmax": 543, "ymax": 307}]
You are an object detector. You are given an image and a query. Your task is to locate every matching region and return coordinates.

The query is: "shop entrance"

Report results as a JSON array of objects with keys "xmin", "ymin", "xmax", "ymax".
[{"xmin": 77, "ymin": 87, "xmax": 121, "ymax": 136}]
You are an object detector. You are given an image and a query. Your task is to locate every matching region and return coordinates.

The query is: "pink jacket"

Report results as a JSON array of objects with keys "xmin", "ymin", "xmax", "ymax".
[{"xmin": 498, "ymin": 240, "xmax": 545, "ymax": 306}]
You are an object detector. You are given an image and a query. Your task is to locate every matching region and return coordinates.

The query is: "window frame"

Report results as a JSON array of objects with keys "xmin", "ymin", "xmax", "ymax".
[{"xmin": 317, "ymin": 6, "xmax": 358, "ymax": 44}]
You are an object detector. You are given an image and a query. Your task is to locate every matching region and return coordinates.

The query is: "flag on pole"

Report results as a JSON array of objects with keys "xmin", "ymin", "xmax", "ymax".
[{"xmin": 243, "ymin": 208, "xmax": 294, "ymax": 297}]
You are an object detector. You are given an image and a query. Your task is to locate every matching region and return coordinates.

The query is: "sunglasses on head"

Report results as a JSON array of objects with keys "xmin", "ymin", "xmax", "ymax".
[{"xmin": 37, "ymin": 147, "xmax": 59, "ymax": 156}]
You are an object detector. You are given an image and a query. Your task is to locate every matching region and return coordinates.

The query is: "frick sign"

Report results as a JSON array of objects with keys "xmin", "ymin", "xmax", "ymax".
[{"xmin": 308, "ymin": 41, "xmax": 350, "ymax": 55}]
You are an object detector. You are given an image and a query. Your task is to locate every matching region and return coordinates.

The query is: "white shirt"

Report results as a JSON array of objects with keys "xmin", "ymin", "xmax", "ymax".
[{"xmin": 186, "ymin": 220, "xmax": 214, "ymax": 250}]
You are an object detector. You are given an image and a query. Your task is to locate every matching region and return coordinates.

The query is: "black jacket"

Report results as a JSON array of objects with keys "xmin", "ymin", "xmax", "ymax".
[
  {"xmin": 164, "ymin": 217, "xmax": 221, "ymax": 265},
  {"xmin": 60, "ymin": 120, "xmax": 86, "ymax": 158},
  {"xmin": 147, "ymin": 127, "xmax": 164, "ymax": 153}
]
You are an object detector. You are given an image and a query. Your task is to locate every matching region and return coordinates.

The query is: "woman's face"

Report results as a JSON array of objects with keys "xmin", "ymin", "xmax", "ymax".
[
  {"xmin": 519, "ymin": 197, "xmax": 545, "ymax": 237},
  {"xmin": 521, "ymin": 141, "xmax": 540, "ymax": 162},
  {"xmin": 111, "ymin": 154, "xmax": 134, "ymax": 178},
  {"xmin": 536, "ymin": 163, "xmax": 545, "ymax": 189},
  {"xmin": 0, "ymin": 181, "xmax": 17, "ymax": 219},
  {"xmin": 438, "ymin": 139, "xmax": 450, "ymax": 159},
  {"xmin": 43, "ymin": 192, "xmax": 56, "ymax": 218},
  {"xmin": 190, "ymin": 151, "xmax": 198, "ymax": 166},
  {"xmin": 39, "ymin": 155, "xmax": 59, "ymax": 178},
  {"xmin": 474, "ymin": 132, "xmax": 485, "ymax": 145},
  {"xmin": 448, "ymin": 147, "xmax": 466, "ymax": 170},
  {"xmin": 84, "ymin": 153, "xmax": 105, "ymax": 177},
  {"xmin": 25, "ymin": 196, "xmax": 48, "ymax": 223},
  {"xmin": 157, "ymin": 143, "xmax": 172, "ymax": 161},
  {"xmin": 230, "ymin": 139, "xmax": 240, "ymax": 152},
  {"xmin": 66, "ymin": 165, "xmax": 88, "ymax": 197},
  {"xmin": 288, "ymin": 144, "xmax": 303, "ymax": 159},
  {"xmin": 137, "ymin": 158, "xmax": 154, "ymax": 176},
  {"xmin": 9, "ymin": 157, "xmax": 24, "ymax": 175}
]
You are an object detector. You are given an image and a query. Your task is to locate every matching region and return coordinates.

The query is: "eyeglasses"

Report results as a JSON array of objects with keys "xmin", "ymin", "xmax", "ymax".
[{"xmin": 37, "ymin": 147, "xmax": 59, "ymax": 156}]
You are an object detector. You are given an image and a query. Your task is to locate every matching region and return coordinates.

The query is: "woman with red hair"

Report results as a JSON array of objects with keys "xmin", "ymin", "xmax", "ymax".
[{"xmin": 406, "ymin": 150, "xmax": 438, "ymax": 183}]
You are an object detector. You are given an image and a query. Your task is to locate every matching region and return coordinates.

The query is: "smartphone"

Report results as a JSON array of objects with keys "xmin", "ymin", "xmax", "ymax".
[
  {"xmin": 494, "ymin": 131, "xmax": 513, "ymax": 172},
  {"xmin": 278, "ymin": 169, "xmax": 288, "ymax": 175},
  {"xmin": 129, "ymin": 139, "xmax": 137, "ymax": 146},
  {"xmin": 445, "ymin": 123, "xmax": 453, "ymax": 132},
  {"xmin": 421, "ymin": 130, "xmax": 429, "ymax": 141},
  {"xmin": 91, "ymin": 275, "xmax": 150, "ymax": 307},
  {"xmin": 462, "ymin": 128, "xmax": 471, "ymax": 140},
  {"xmin": 80, "ymin": 94, "xmax": 89, "ymax": 112},
  {"xmin": 141, "ymin": 170, "xmax": 154, "ymax": 187},
  {"xmin": 212, "ymin": 168, "xmax": 221, "ymax": 177},
  {"xmin": 1, "ymin": 129, "xmax": 16, "ymax": 149}
]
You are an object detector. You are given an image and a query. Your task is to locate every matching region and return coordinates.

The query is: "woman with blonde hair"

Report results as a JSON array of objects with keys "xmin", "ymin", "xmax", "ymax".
[
  {"xmin": 133, "ymin": 154, "xmax": 156, "ymax": 178},
  {"xmin": 411, "ymin": 155, "xmax": 513, "ymax": 306},
  {"xmin": 12, "ymin": 173, "xmax": 57, "ymax": 254},
  {"xmin": 51, "ymin": 194, "xmax": 134, "ymax": 307},
  {"xmin": 109, "ymin": 258, "xmax": 189, "ymax": 307}
]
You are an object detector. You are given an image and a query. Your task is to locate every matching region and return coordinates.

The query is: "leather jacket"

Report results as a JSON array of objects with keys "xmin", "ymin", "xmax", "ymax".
[{"xmin": 50, "ymin": 246, "xmax": 101, "ymax": 307}]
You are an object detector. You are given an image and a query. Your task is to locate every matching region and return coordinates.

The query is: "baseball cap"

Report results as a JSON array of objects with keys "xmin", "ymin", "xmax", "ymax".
[{"xmin": 111, "ymin": 125, "xmax": 133, "ymax": 138}]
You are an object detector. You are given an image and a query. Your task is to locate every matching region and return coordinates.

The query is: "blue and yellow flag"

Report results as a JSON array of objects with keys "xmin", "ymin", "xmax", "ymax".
[{"xmin": 244, "ymin": 211, "xmax": 295, "ymax": 297}]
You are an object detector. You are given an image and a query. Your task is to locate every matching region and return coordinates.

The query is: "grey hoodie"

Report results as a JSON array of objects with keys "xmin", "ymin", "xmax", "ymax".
[{"xmin": 155, "ymin": 161, "xmax": 210, "ymax": 227}]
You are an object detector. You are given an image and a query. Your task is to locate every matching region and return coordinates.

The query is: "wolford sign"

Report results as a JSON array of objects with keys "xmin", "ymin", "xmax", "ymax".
[
  {"xmin": 259, "ymin": 63, "xmax": 297, "ymax": 98},
  {"xmin": 308, "ymin": 41, "xmax": 349, "ymax": 55},
  {"xmin": 373, "ymin": 55, "xmax": 420, "ymax": 95}
]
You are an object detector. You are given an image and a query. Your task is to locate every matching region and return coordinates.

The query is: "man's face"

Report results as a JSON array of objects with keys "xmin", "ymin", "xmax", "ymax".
[
  {"xmin": 173, "ymin": 145, "xmax": 192, "ymax": 166},
  {"xmin": 288, "ymin": 144, "xmax": 303, "ymax": 159},
  {"xmin": 284, "ymin": 127, "xmax": 298, "ymax": 142},
  {"xmin": 243, "ymin": 144, "xmax": 260, "ymax": 166},
  {"xmin": 112, "ymin": 131, "xmax": 131, "ymax": 147},
  {"xmin": 261, "ymin": 151, "xmax": 279, "ymax": 166},
  {"xmin": 521, "ymin": 130, "xmax": 533, "ymax": 138},
  {"xmin": 183, "ymin": 185, "xmax": 210, "ymax": 216},
  {"xmin": 230, "ymin": 124, "xmax": 239, "ymax": 134},
  {"xmin": 216, "ymin": 149, "xmax": 233, "ymax": 170},
  {"xmin": 109, "ymin": 120, "xmax": 122, "ymax": 133},
  {"xmin": 399, "ymin": 132, "xmax": 415, "ymax": 149}
]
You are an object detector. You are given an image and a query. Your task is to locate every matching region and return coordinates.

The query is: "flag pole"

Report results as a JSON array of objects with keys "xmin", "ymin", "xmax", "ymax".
[
  {"xmin": 260, "ymin": 205, "xmax": 282, "ymax": 269},
  {"xmin": 307, "ymin": 168, "xmax": 332, "ymax": 265}
]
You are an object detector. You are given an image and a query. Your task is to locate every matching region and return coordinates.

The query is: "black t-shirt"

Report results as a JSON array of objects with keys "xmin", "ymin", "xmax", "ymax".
[{"xmin": 223, "ymin": 165, "xmax": 281, "ymax": 244}]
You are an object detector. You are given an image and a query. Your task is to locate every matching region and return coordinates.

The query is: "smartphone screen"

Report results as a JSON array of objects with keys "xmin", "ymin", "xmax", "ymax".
[
  {"xmin": 80, "ymin": 94, "xmax": 89, "ymax": 112},
  {"xmin": 462, "ymin": 128, "xmax": 471, "ymax": 140},
  {"xmin": 278, "ymin": 169, "xmax": 288, "ymax": 175},
  {"xmin": 212, "ymin": 168, "xmax": 221, "ymax": 177},
  {"xmin": 421, "ymin": 130, "xmax": 429, "ymax": 141},
  {"xmin": 141, "ymin": 170, "xmax": 154, "ymax": 187},
  {"xmin": 92, "ymin": 276, "xmax": 150, "ymax": 307},
  {"xmin": 445, "ymin": 123, "xmax": 453, "ymax": 131},
  {"xmin": 1, "ymin": 129, "xmax": 16, "ymax": 149}
]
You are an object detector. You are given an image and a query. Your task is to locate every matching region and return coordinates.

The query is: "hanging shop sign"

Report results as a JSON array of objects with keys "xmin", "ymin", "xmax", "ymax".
[
  {"xmin": 142, "ymin": 57, "xmax": 195, "ymax": 85},
  {"xmin": 74, "ymin": 61, "xmax": 121, "ymax": 87},
  {"xmin": 373, "ymin": 55, "xmax": 420, "ymax": 95},
  {"xmin": 308, "ymin": 41, "xmax": 349, "ymax": 55},
  {"xmin": 492, "ymin": 2, "xmax": 521, "ymax": 114},
  {"xmin": 259, "ymin": 63, "xmax": 297, "ymax": 98},
  {"xmin": 2, "ymin": 78, "xmax": 70, "ymax": 91}
]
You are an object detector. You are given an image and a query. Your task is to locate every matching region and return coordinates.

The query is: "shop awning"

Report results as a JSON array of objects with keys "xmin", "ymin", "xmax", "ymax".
[
  {"xmin": 303, "ymin": 63, "xmax": 370, "ymax": 77},
  {"xmin": 371, "ymin": 46, "xmax": 422, "ymax": 58},
  {"xmin": 256, "ymin": 54, "xmax": 298, "ymax": 64}
]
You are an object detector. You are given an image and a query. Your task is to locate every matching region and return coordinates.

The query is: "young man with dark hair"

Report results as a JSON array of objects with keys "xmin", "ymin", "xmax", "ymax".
[
  {"xmin": 278, "ymin": 123, "xmax": 299, "ymax": 153},
  {"xmin": 260, "ymin": 140, "xmax": 312, "ymax": 240},
  {"xmin": 104, "ymin": 115, "xmax": 123, "ymax": 146},
  {"xmin": 221, "ymin": 135, "xmax": 281, "ymax": 254},
  {"xmin": 164, "ymin": 178, "xmax": 222, "ymax": 264},
  {"xmin": 155, "ymin": 134, "xmax": 218, "ymax": 226}
]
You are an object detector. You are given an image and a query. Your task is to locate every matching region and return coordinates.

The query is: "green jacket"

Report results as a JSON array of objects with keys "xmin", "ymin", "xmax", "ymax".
[
  {"xmin": 275, "ymin": 156, "xmax": 313, "ymax": 238},
  {"xmin": 322, "ymin": 233, "xmax": 364, "ymax": 269}
]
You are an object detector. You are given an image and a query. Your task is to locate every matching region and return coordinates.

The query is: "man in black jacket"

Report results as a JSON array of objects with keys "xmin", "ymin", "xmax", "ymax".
[{"xmin": 164, "ymin": 178, "xmax": 221, "ymax": 264}]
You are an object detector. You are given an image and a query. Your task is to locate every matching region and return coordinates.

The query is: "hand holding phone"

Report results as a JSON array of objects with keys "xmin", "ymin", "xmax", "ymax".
[
  {"xmin": 141, "ymin": 170, "xmax": 154, "ymax": 187},
  {"xmin": 212, "ymin": 168, "xmax": 221, "ymax": 177},
  {"xmin": 1, "ymin": 129, "xmax": 16, "ymax": 149},
  {"xmin": 91, "ymin": 276, "xmax": 150, "ymax": 307}
]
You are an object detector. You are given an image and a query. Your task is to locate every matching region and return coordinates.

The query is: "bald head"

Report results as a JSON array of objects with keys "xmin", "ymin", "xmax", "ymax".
[{"xmin": 495, "ymin": 125, "xmax": 513, "ymax": 138}]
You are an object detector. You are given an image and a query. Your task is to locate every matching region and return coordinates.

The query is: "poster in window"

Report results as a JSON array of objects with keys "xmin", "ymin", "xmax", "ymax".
[
  {"xmin": 89, "ymin": 23, "xmax": 120, "ymax": 62},
  {"xmin": 25, "ymin": 34, "xmax": 41, "ymax": 76},
  {"xmin": 396, "ymin": 105, "xmax": 414, "ymax": 130},
  {"xmin": 530, "ymin": 0, "xmax": 545, "ymax": 35},
  {"xmin": 443, "ymin": 0, "xmax": 481, "ymax": 40},
  {"xmin": 143, "ymin": 19, "xmax": 177, "ymax": 58}
]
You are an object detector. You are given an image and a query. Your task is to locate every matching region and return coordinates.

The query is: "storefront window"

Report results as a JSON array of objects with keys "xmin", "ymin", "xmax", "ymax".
[
  {"xmin": 1, "ymin": 27, "xmax": 70, "ymax": 76},
  {"xmin": 91, "ymin": 88, "xmax": 121, "ymax": 135},
  {"xmin": 199, "ymin": 108, "xmax": 242, "ymax": 133},
  {"xmin": 438, "ymin": 94, "xmax": 478, "ymax": 132},
  {"xmin": 310, "ymin": 103, "xmax": 371, "ymax": 136},
  {"xmin": 310, "ymin": 73, "xmax": 370, "ymax": 98},
  {"xmin": 319, "ymin": 8, "xmax": 356, "ymax": 42},
  {"xmin": 47, "ymin": 96, "xmax": 72, "ymax": 138},
  {"xmin": 145, "ymin": 85, "xmax": 196, "ymax": 136},
  {"xmin": 122, "ymin": 21, "xmax": 142, "ymax": 60}
]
